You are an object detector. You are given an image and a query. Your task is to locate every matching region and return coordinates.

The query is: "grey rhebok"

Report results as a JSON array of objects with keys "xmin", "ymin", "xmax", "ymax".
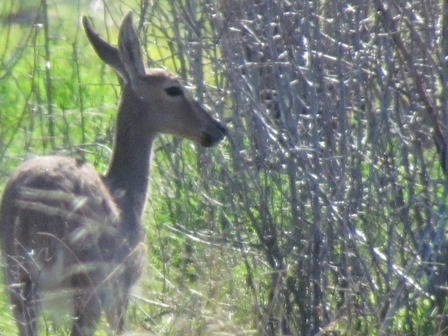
[{"xmin": 0, "ymin": 12, "xmax": 226, "ymax": 336}]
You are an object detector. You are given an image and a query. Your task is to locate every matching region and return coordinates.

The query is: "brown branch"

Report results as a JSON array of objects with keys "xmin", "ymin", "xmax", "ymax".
[{"xmin": 373, "ymin": 0, "xmax": 448, "ymax": 177}]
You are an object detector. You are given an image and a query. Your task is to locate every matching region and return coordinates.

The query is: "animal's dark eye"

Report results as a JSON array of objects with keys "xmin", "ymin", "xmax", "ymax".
[{"xmin": 165, "ymin": 86, "xmax": 183, "ymax": 97}]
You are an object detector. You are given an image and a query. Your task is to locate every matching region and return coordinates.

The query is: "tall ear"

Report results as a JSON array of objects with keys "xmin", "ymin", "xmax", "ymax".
[
  {"xmin": 82, "ymin": 16, "xmax": 128, "ymax": 79},
  {"xmin": 118, "ymin": 12, "xmax": 147, "ymax": 85}
]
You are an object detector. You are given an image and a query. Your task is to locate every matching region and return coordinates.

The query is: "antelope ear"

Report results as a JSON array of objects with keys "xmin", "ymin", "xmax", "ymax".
[
  {"xmin": 82, "ymin": 16, "xmax": 128, "ymax": 79},
  {"xmin": 118, "ymin": 12, "xmax": 147, "ymax": 87}
]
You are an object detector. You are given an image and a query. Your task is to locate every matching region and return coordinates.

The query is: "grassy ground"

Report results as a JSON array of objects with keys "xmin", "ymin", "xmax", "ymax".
[{"xmin": 0, "ymin": 230, "xmax": 257, "ymax": 335}]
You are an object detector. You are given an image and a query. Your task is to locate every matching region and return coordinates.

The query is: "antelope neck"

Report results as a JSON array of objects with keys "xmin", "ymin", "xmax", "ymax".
[{"xmin": 104, "ymin": 85, "xmax": 155, "ymax": 228}]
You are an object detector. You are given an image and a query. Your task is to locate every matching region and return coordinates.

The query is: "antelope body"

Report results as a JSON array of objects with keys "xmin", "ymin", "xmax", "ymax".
[{"xmin": 0, "ymin": 12, "xmax": 226, "ymax": 336}]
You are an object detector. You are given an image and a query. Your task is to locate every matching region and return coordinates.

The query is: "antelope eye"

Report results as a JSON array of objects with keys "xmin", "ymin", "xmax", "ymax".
[{"xmin": 165, "ymin": 86, "xmax": 183, "ymax": 97}]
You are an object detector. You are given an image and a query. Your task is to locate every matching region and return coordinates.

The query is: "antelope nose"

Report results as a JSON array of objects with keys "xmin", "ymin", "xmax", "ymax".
[
  {"xmin": 201, "ymin": 120, "xmax": 227, "ymax": 147},
  {"xmin": 216, "ymin": 120, "xmax": 227, "ymax": 136}
]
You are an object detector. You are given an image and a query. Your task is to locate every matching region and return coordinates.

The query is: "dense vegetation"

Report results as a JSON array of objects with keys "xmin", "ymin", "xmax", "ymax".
[{"xmin": 2, "ymin": 0, "xmax": 448, "ymax": 335}]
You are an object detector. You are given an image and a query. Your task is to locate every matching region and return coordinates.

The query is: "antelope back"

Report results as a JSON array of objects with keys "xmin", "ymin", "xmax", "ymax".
[{"xmin": 0, "ymin": 156, "xmax": 141, "ymax": 336}]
